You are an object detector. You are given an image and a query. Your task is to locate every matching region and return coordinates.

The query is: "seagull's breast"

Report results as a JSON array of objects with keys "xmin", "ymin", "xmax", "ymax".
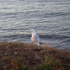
[
  {"xmin": 31, "ymin": 34, "xmax": 40, "ymax": 44},
  {"xmin": 31, "ymin": 35, "xmax": 36, "ymax": 43}
]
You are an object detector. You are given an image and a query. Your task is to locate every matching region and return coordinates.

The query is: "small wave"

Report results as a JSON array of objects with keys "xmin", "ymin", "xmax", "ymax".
[
  {"xmin": 61, "ymin": 38, "xmax": 70, "ymax": 43},
  {"xmin": 2, "ymin": 34, "xmax": 31, "ymax": 39},
  {"xmin": 0, "ymin": 12, "xmax": 24, "ymax": 16},
  {"xmin": 39, "ymin": 34, "xmax": 70, "ymax": 40},
  {"xmin": 44, "ymin": 12, "xmax": 70, "ymax": 18}
]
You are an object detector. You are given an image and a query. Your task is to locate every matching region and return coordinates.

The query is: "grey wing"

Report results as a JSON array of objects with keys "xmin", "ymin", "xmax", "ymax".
[{"xmin": 34, "ymin": 35, "xmax": 40, "ymax": 43}]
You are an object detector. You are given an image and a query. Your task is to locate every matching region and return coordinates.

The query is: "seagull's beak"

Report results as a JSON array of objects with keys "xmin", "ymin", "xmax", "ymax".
[{"xmin": 29, "ymin": 31, "xmax": 31, "ymax": 33}]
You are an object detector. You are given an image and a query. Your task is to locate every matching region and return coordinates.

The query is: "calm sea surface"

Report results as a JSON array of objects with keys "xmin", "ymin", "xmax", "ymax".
[{"xmin": 0, "ymin": 0, "xmax": 70, "ymax": 50}]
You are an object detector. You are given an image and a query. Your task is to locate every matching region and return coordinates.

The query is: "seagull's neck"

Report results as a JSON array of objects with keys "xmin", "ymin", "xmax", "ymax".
[{"xmin": 32, "ymin": 32, "xmax": 36, "ymax": 36}]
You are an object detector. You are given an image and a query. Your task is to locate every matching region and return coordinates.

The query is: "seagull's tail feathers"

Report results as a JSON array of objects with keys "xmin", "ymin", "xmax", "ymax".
[
  {"xmin": 39, "ymin": 42, "xmax": 42, "ymax": 45},
  {"xmin": 37, "ymin": 42, "xmax": 42, "ymax": 46}
]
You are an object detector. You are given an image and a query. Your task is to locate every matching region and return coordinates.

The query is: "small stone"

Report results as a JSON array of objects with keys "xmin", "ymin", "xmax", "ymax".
[
  {"xmin": 3, "ymin": 66, "xmax": 6, "ymax": 69},
  {"xmin": 4, "ymin": 53, "xmax": 7, "ymax": 55},
  {"xmin": 14, "ymin": 52, "xmax": 17, "ymax": 55}
]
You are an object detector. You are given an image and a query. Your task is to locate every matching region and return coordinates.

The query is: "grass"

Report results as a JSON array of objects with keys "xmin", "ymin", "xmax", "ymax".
[{"xmin": 0, "ymin": 42, "xmax": 70, "ymax": 70}]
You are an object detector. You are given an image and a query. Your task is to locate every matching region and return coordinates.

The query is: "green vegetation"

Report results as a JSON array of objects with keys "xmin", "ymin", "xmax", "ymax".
[{"xmin": 0, "ymin": 42, "xmax": 70, "ymax": 70}]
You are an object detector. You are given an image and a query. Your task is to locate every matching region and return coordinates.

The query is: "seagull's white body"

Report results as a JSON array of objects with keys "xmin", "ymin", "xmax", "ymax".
[{"xmin": 29, "ymin": 29, "xmax": 40, "ymax": 45}]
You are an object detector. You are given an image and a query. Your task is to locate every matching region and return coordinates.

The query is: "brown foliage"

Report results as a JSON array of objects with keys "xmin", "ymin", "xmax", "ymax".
[{"xmin": 0, "ymin": 42, "xmax": 70, "ymax": 70}]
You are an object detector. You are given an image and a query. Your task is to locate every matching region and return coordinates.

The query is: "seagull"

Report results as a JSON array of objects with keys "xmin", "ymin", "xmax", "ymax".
[{"xmin": 29, "ymin": 29, "xmax": 42, "ymax": 45}]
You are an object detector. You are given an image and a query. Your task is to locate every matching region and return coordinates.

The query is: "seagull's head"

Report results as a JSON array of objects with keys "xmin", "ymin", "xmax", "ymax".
[
  {"xmin": 29, "ymin": 29, "xmax": 35, "ymax": 33},
  {"xmin": 29, "ymin": 29, "xmax": 36, "ymax": 35}
]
